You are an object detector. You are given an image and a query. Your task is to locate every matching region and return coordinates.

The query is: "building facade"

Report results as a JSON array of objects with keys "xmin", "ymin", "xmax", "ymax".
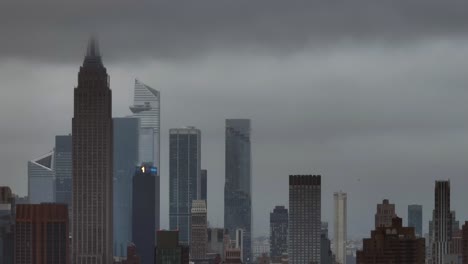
[
  {"xmin": 72, "ymin": 38, "xmax": 114, "ymax": 264},
  {"xmin": 132, "ymin": 164, "xmax": 157, "ymax": 264},
  {"xmin": 462, "ymin": 222, "xmax": 468, "ymax": 264},
  {"xmin": 408, "ymin": 204, "xmax": 423, "ymax": 237},
  {"xmin": 375, "ymin": 199, "xmax": 396, "ymax": 228},
  {"xmin": 0, "ymin": 187, "xmax": 14, "ymax": 264},
  {"xmin": 224, "ymin": 119, "xmax": 252, "ymax": 263},
  {"xmin": 201, "ymin": 169, "xmax": 207, "ymax": 202},
  {"xmin": 54, "ymin": 135, "xmax": 72, "ymax": 214},
  {"xmin": 169, "ymin": 127, "xmax": 201, "ymax": 244},
  {"xmin": 356, "ymin": 217, "xmax": 425, "ymax": 264},
  {"xmin": 431, "ymin": 180, "xmax": 453, "ymax": 264},
  {"xmin": 190, "ymin": 200, "xmax": 208, "ymax": 261},
  {"xmin": 334, "ymin": 191, "xmax": 347, "ymax": 264},
  {"xmin": 113, "ymin": 117, "xmax": 140, "ymax": 257},
  {"xmin": 155, "ymin": 230, "xmax": 189, "ymax": 264},
  {"xmin": 270, "ymin": 205, "xmax": 288, "ymax": 258},
  {"xmin": 28, "ymin": 151, "xmax": 55, "ymax": 204},
  {"xmin": 207, "ymin": 228, "xmax": 227, "ymax": 257},
  {"xmin": 288, "ymin": 175, "xmax": 321, "ymax": 264},
  {"xmin": 15, "ymin": 204, "xmax": 69, "ymax": 264}
]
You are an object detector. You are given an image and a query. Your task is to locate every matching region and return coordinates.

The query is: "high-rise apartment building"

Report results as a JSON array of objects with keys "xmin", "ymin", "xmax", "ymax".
[
  {"xmin": 132, "ymin": 163, "xmax": 157, "ymax": 264},
  {"xmin": 224, "ymin": 119, "xmax": 252, "ymax": 263},
  {"xmin": 15, "ymin": 204, "xmax": 69, "ymax": 264},
  {"xmin": 169, "ymin": 127, "xmax": 201, "ymax": 244},
  {"xmin": 408, "ymin": 204, "xmax": 423, "ymax": 237},
  {"xmin": 270, "ymin": 205, "xmax": 288, "ymax": 259},
  {"xmin": 356, "ymin": 217, "xmax": 425, "ymax": 264},
  {"xmin": 431, "ymin": 180, "xmax": 453, "ymax": 264},
  {"xmin": 462, "ymin": 222, "xmax": 468, "ymax": 264},
  {"xmin": 54, "ymin": 135, "xmax": 72, "ymax": 214},
  {"xmin": 375, "ymin": 199, "xmax": 396, "ymax": 228},
  {"xmin": 28, "ymin": 151, "xmax": 55, "ymax": 203},
  {"xmin": 201, "ymin": 169, "xmax": 207, "ymax": 202},
  {"xmin": 113, "ymin": 117, "xmax": 140, "ymax": 257},
  {"xmin": 334, "ymin": 192, "xmax": 347, "ymax": 264},
  {"xmin": 130, "ymin": 80, "xmax": 160, "ymax": 234},
  {"xmin": 155, "ymin": 230, "xmax": 189, "ymax": 264},
  {"xmin": 190, "ymin": 200, "xmax": 208, "ymax": 261},
  {"xmin": 288, "ymin": 175, "xmax": 321, "ymax": 264},
  {"xmin": 72, "ymin": 38, "xmax": 113, "ymax": 264}
]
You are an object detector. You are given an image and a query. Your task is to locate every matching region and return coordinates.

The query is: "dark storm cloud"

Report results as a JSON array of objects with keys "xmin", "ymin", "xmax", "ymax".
[{"xmin": 1, "ymin": 0, "xmax": 468, "ymax": 62}]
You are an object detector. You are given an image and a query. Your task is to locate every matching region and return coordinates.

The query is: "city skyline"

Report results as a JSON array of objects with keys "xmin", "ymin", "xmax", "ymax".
[{"xmin": 4, "ymin": 1, "xmax": 468, "ymax": 241}]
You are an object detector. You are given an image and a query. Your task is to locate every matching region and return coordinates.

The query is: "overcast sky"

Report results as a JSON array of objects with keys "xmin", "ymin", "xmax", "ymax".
[{"xmin": 2, "ymin": 0, "xmax": 468, "ymax": 238}]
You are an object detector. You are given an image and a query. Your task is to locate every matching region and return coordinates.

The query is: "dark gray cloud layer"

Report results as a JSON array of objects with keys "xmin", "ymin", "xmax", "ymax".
[{"xmin": 1, "ymin": 1, "xmax": 468, "ymax": 238}]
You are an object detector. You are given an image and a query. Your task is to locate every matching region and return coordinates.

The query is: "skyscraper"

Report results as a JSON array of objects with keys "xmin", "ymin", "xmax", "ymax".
[
  {"xmin": 113, "ymin": 117, "xmax": 140, "ymax": 257},
  {"xmin": 224, "ymin": 119, "xmax": 252, "ymax": 263},
  {"xmin": 0, "ymin": 187, "xmax": 14, "ymax": 264},
  {"xmin": 375, "ymin": 199, "xmax": 396, "ymax": 228},
  {"xmin": 431, "ymin": 180, "xmax": 453, "ymax": 264},
  {"xmin": 169, "ymin": 127, "xmax": 201, "ymax": 244},
  {"xmin": 72, "ymin": 38, "xmax": 113, "ymax": 264},
  {"xmin": 408, "ymin": 204, "xmax": 423, "ymax": 237},
  {"xmin": 201, "ymin": 169, "xmax": 207, "ymax": 202},
  {"xmin": 190, "ymin": 200, "xmax": 208, "ymax": 261},
  {"xmin": 54, "ymin": 135, "xmax": 72, "ymax": 215},
  {"xmin": 288, "ymin": 175, "xmax": 321, "ymax": 264},
  {"xmin": 28, "ymin": 151, "xmax": 55, "ymax": 203},
  {"xmin": 132, "ymin": 163, "xmax": 157, "ymax": 264},
  {"xmin": 356, "ymin": 217, "xmax": 425, "ymax": 264},
  {"xmin": 15, "ymin": 204, "xmax": 69, "ymax": 264},
  {"xmin": 462, "ymin": 222, "xmax": 468, "ymax": 264},
  {"xmin": 130, "ymin": 80, "xmax": 161, "ymax": 234},
  {"xmin": 270, "ymin": 205, "xmax": 288, "ymax": 259},
  {"xmin": 334, "ymin": 191, "xmax": 347, "ymax": 264}
]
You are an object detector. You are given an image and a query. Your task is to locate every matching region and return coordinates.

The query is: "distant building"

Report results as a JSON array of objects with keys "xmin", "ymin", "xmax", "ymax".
[
  {"xmin": 201, "ymin": 169, "xmax": 207, "ymax": 202},
  {"xmin": 114, "ymin": 243, "xmax": 141, "ymax": 264},
  {"xmin": 334, "ymin": 192, "xmax": 347, "ymax": 264},
  {"xmin": 452, "ymin": 211, "xmax": 460, "ymax": 234},
  {"xmin": 54, "ymin": 135, "xmax": 72, "ymax": 215},
  {"xmin": 113, "ymin": 117, "xmax": 140, "ymax": 257},
  {"xmin": 270, "ymin": 206, "xmax": 288, "ymax": 259},
  {"xmin": 321, "ymin": 222, "xmax": 333, "ymax": 264},
  {"xmin": 257, "ymin": 253, "xmax": 270, "ymax": 264},
  {"xmin": 207, "ymin": 228, "xmax": 227, "ymax": 257},
  {"xmin": 356, "ymin": 217, "xmax": 425, "ymax": 264},
  {"xmin": 0, "ymin": 187, "xmax": 14, "ymax": 264},
  {"xmin": 462, "ymin": 222, "xmax": 468, "ymax": 264},
  {"xmin": 408, "ymin": 205, "xmax": 423, "ymax": 237},
  {"xmin": 288, "ymin": 175, "xmax": 321, "ymax": 264},
  {"xmin": 375, "ymin": 199, "xmax": 396, "ymax": 228},
  {"xmin": 169, "ymin": 127, "xmax": 201, "ymax": 244},
  {"xmin": 190, "ymin": 200, "xmax": 208, "ymax": 261},
  {"xmin": 28, "ymin": 151, "xmax": 55, "ymax": 203},
  {"xmin": 132, "ymin": 164, "xmax": 157, "ymax": 264},
  {"xmin": 224, "ymin": 248, "xmax": 242, "ymax": 263},
  {"xmin": 15, "ymin": 204, "xmax": 69, "ymax": 264},
  {"xmin": 431, "ymin": 180, "xmax": 453, "ymax": 264},
  {"xmin": 155, "ymin": 230, "xmax": 189, "ymax": 264},
  {"xmin": 224, "ymin": 119, "xmax": 252, "ymax": 263}
]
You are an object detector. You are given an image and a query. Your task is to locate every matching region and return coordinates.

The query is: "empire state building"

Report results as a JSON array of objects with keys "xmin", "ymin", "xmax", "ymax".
[{"xmin": 72, "ymin": 38, "xmax": 113, "ymax": 264}]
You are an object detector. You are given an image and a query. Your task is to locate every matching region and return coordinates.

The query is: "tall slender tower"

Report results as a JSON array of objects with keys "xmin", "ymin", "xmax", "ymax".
[
  {"xmin": 72, "ymin": 38, "xmax": 113, "ymax": 264},
  {"xmin": 224, "ymin": 119, "xmax": 252, "ymax": 263},
  {"xmin": 431, "ymin": 180, "xmax": 452, "ymax": 264},
  {"xmin": 190, "ymin": 200, "xmax": 208, "ymax": 260},
  {"xmin": 289, "ymin": 175, "xmax": 321, "ymax": 264},
  {"xmin": 333, "ymin": 192, "xmax": 347, "ymax": 264}
]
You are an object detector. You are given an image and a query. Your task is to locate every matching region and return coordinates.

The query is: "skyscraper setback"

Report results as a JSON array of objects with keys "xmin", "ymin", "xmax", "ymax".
[
  {"xmin": 224, "ymin": 119, "xmax": 252, "ymax": 263},
  {"xmin": 72, "ymin": 38, "xmax": 113, "ymax": 264},
  {"xmin": 288, "ymin": 175, "xmax": 321, "ymax": 264},
  {"xmin": 375, "ymin": 199, "xmax": 397, "ymax": 228},
  {"xmin": 169, "ymin": 127, "xmax": 201, "ymax": 244},
  {"xmin": 334, "ymin": 191, "xmax": 347, "ymax": 264}
]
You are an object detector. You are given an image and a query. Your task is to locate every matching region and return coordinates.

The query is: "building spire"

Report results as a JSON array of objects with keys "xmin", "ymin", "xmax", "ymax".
[{"xmin": 86, "ymin": 36, "xmax": 100, "ymax": 57}]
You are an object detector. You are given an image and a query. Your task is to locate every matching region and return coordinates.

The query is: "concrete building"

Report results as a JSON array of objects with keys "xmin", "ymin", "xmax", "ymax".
[
  {"xmin": 113, "ymin": 117, "xmax": 140, "ymax": 257},
  {"xmin": 356, "ymin": 217, "xmax": 425, "ymax": 264},
  {"xmin": 15, "ymin": 204, "xmax": 69, "ymax": 264},
  {"xmin": 54, "ymin": 135, "xmax": 72, "ymax": 215},
  {"xmin": 155, "ymin": 230, "xmax": 189, "ymax": 264},
  {"xmin": 169, "ymin": 127, "xmax": 201, "ymax": 244},
  {"xmin": 72, "ymin": 38, "xmax": 114, "ymax": 264},
  {"xmin": 132, "ymin": 163, "xmax": 157, "ymax": 264},
  {"xmin": 270, "ymin": 206, "xmax": 288, "ymax": 259},
  {"xmin": 288, "ymin": 175, "xmax": 321, "ymax": 264},
  {"xmin": 129, "ymin": 79, "xmax": 161, "ymax": 235},
  {"xmin": 375, "ymin": 199, "xmax": 396, "ymax": 228},
  {"xmin": 334, "ymin": 191, "xmax": 347, "ymax": 264},
  {"xmin": 224, "ymin": 119, "xmax": 252, "ymax": 263},
  {"xmin": 431, "ymin": 180, "xmax": 453, "ymax": 264},
  {"xmin": 28, "ymin": 151, "xmax": 55, "ymax": 203},
  {"xmin": 408, "ymin": 204, "xmax": 423, "ymax": 237},
  {"xmin": 0, "ymin": 187, "xmax": 14, "ymax": 264},
  {"xmin": 190, "ymin": 200, "xmax": 208, "ymax": 261}
]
